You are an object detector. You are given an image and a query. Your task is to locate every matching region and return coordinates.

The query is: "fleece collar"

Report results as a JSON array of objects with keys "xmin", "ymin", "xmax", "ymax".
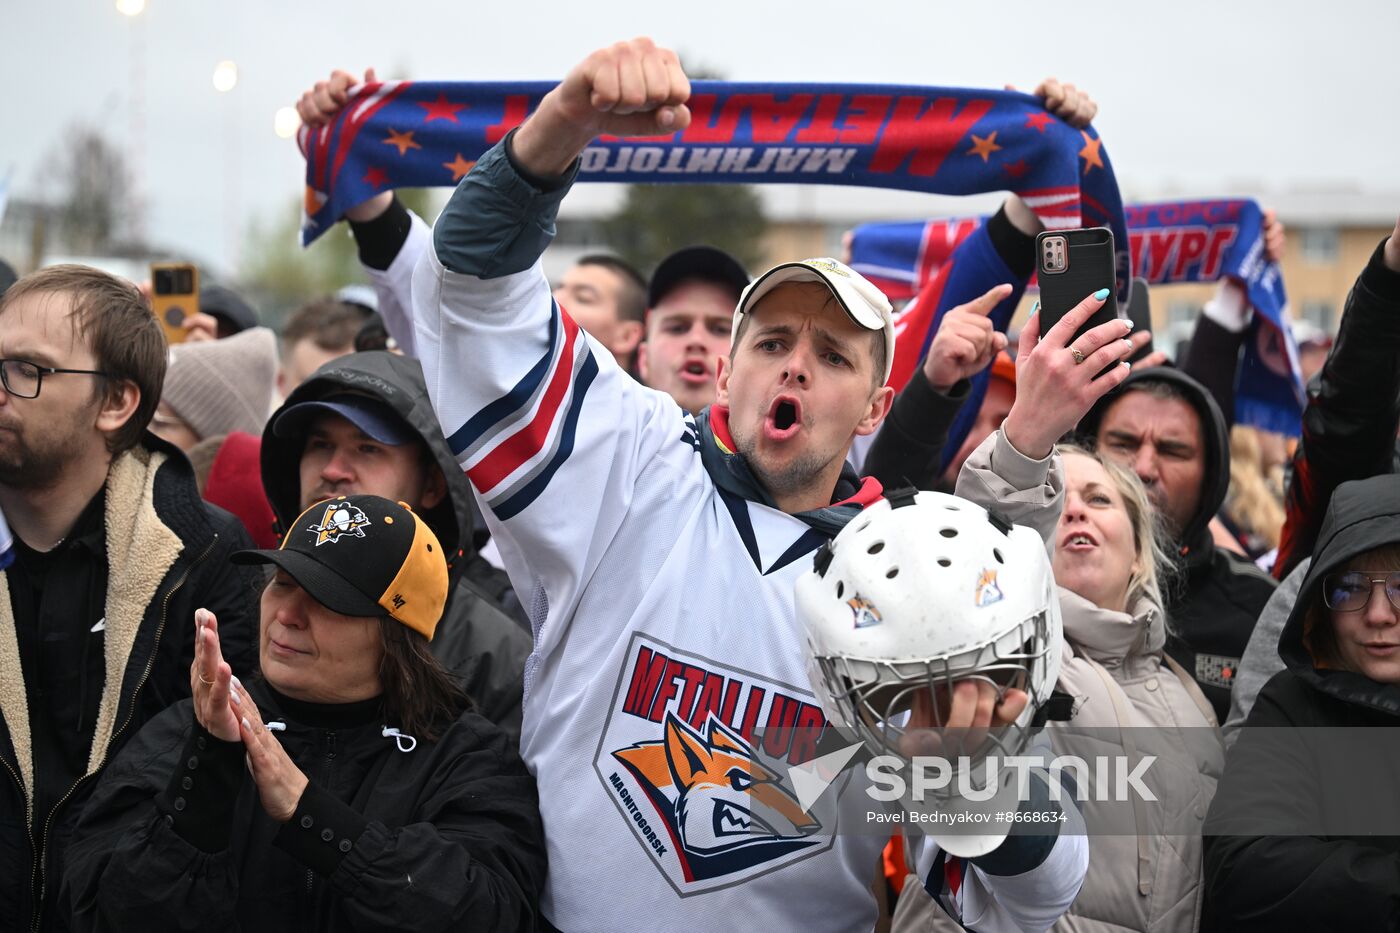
[{"xmin": 0, "ymin": 446, "xmax": 184, "ymax": 817}]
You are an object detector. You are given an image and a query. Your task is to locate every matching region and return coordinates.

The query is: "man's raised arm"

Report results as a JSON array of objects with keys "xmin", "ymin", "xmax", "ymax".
[{"xmin": 409, "ymin": 39, "xmax": 696, "ymax": 637}]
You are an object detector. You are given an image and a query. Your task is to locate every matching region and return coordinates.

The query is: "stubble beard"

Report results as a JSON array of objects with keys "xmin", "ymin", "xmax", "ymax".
[
  {"xmin": 734, "ymin": 424, "xmax": 836, "ymax": 506},
  {"xmin": 0, "ymin": 430, "xmax": 85, "ymax": 490}
]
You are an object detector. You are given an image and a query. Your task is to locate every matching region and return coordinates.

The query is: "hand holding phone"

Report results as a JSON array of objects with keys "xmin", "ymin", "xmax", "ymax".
[{"xmin": 1034, "ymin": 227, "xmax": 1121, "ymax": 344}]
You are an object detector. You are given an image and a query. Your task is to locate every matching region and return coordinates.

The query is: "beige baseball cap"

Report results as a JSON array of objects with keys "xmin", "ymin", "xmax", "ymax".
[{"xmin": 732, "ymin": 257, "xmax": 896, "ymax": 383}]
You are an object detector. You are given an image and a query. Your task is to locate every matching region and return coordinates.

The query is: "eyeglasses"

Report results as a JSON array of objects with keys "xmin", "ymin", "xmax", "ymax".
[
  {"xmin": 1322, "ymin": 571, "xmax": 1400, "ymax": 612},
  {"xmin": 0, "ymin": 358, "xmax": 113, "ymax": 400}
]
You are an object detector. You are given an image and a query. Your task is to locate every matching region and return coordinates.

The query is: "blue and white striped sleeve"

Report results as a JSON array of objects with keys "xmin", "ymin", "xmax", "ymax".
[{"xmin": 410, "ymin": 139, "xmax": 681, "ymax": 635}]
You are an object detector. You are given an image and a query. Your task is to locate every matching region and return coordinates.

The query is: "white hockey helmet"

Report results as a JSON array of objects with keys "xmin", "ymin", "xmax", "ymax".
[{"xmin": 796, "ymin": 489, "xmax": 1062, "ymax": 855}]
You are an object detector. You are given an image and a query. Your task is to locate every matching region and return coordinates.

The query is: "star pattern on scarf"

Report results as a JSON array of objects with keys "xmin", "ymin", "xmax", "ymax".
[
  {"xmin": 382, "ymin": 128, "xmax": 423, "ymax": 156},
  {"xmin": 418, "ymin": 92, "xmax": 467, "ymax": 123},
  {"xmin": 443, "ymin": 153, "xmax": 476, "ymax": 181},
  {"xmin": 362, "ymin": 166, "xmax": 389, "ymax": 188},
  {"xmin": 1024, "ymin": 111, "xmax": 1054, "ymax": 133},
  {"xmin": 966, "ymin": 131, "xmax": 1003, "ymax": 163},
  {"xmin": 1078, "ymin": 131, "xmax": 1104, "ymax": 175}
]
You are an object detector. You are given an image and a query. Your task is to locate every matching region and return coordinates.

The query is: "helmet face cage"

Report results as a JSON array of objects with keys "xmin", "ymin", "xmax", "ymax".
[{"xmin": 813, "ymin": 609, "xmax": 1052, "ymax": 801}]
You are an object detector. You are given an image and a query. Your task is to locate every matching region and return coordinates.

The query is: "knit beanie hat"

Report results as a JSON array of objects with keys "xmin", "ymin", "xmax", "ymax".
[{"xmin": 163, "ymin": 327, "xmax": 278, "ymax": 442}]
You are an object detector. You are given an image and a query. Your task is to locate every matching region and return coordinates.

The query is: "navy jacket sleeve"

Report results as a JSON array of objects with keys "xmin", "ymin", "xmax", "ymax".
[{"xmin": 1274, "ymin": 238, "xmax": 1400, "ymax": 579}]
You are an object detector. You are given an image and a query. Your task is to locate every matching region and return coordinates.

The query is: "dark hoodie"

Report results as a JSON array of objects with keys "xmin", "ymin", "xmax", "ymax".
[
  {"xmin": 1078, "ymin": 366, "xmax": 1277, "ymax": 723},
  {"xmin": 261, "ymin": 351, "xmax": 531, "ymax": 739},
  {"xmin": 1202, "ymin": 475, "xmax": 1400, "ymax": 932}
]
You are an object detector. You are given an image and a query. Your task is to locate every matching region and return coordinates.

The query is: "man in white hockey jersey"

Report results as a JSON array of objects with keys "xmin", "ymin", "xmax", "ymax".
[{"xmin": 407, "ymin": 38, "xmax": 1129, "ymax": 930}]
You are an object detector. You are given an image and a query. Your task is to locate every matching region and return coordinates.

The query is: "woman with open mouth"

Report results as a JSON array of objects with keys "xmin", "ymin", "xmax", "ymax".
[{"xmin": 951, "ymin": 424, "xmax": 1223, "ymax": 930}]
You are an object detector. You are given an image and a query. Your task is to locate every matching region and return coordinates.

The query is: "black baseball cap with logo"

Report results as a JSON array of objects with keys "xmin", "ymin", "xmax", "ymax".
[{"xmin": 232, "ymin": 494, "xmax": 448, "ymax": 640}]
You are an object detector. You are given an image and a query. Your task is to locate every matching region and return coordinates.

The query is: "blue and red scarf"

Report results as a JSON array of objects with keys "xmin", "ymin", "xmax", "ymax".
[
  {"xmin": 851, "ymin": 199, "xmax": 1306, "ymax": 435},
  {"xmin": 299, "ymin": 79, "xmax": 1130, "ymax": 301}
]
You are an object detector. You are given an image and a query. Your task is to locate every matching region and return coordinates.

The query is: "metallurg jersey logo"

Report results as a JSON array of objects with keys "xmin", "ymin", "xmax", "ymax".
[{"xmin": 596, "ymin": 633, "xmax": 838, "ymax": 896}]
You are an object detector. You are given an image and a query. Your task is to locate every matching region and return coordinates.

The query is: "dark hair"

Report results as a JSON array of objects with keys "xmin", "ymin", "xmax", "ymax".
[
  {"xmin": 577, "ymin": 254, "xmax": 647, "ymax": 324},
  {"xmin": 1, "ymin": 264, "xmax": 166, "ymax": 455},
  {"xmin": 1121, "ymin": 375, "xmax": 1194, "ymax": 409},
  {"xmin": 281, "ymin": 298, "xmax": 372, "ymax": 356},
  {"xmin": 377, "ymin": 618, "xmax": 471, "ymax": 741},
  {"xmin": 730, "ymin": 284, "xmax": 887, "ymax": 388}
]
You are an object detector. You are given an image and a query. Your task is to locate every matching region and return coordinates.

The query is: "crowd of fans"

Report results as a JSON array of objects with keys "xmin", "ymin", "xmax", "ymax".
[{"xmin": 1, "ymin": 35, "xmax": 1398, "ymax": 933}]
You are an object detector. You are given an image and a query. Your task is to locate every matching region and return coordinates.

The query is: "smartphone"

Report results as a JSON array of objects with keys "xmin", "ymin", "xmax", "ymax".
[
  {"xmin": 1035, "ymin": 228, "xmax": 1120, "ymax": 343},
  {"xmin": 1126, "ymin": 276, "xmax": 1153, "ymax": 363},
  {"xmin": 150, "ymin": 262, "xmax": 199, "ymax": 345}
]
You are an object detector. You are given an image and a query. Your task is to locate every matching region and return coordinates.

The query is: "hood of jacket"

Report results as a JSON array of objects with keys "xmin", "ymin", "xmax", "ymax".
[
  {"xmin": 1077, "ymin": 365, "xmax": 1230, "ymax": 564},
  {"xmin": 1279, "ymin": 474, "xmax": 1400, "ymax": 717},
  {"xmin": 1059, "ymin": 588, "xmax": 1165, "ymax": 669},
  {"xmin": 261, "ymin": 351, "xmax": 477, "ymax": 590}
]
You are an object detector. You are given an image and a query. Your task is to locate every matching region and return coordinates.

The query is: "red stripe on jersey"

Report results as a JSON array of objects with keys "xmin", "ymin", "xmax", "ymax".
[
  {"xmin": 945, "ymin": 855, "xmax": 965, "ymax": 897},
  {"xmin": 468, "ymin": 310, "xmax": 582, "ymax": 492}
]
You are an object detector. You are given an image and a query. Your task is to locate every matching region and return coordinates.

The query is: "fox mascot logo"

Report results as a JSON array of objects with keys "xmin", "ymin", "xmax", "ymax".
[
  {"xmin": 847, "ymin": 595, "xmax": 882, "ymax": 629},
  {"xmin": 975, "ymin": 568, "xmax": 1004, "ymax": 607},
  {"xmin": 613, "ymin": 713, "xmax": 821, "ymax": 882}
]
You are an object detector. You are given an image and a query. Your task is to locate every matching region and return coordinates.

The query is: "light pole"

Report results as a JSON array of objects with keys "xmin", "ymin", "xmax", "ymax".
[
  {"xmin": 213, "ymin": 61, "xmax": 239, "ymax": 273},
  {"xmin": 118, "ymin": 0, "xmax": 147, "ymax": 244}
]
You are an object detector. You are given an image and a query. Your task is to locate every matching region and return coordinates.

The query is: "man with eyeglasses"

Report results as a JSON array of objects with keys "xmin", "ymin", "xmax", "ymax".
[{"xmin": 0, "ymin": 264, "xmax": 259, "ymax": 930}]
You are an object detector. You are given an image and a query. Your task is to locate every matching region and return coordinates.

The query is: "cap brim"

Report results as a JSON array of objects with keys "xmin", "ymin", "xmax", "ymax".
[
  {"xmin": 739, "ymin": 264, "xmax": 884, "ymax": 332},
  {"xmin": 232, "ymin": 548, "xmax": 385, "ymax": 619},
  {"xmin": 272, "ymin": 399, "xmax": 417, "ymax": 446}
]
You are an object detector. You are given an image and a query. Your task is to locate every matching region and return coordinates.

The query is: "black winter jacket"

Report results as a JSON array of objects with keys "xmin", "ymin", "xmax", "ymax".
[
  {"xmin": 1080, "ymin": 366, "xmax": 1277, "ymax": 723},
  {"xmin": 0, "ymin": 437, "xmax": 260, "ymax": 931},
  {"xmin": 261, "ymin": 352, "xmax": 531, "ymax": 738},
  {"xmin": 1274, "ymin": 238, "xmax": 1400, "ymax": 581},
  {"xmin": 62, "ymin": 681, "xmax": 548, "ymax": 931},
  {"xmin": 1204, "ymin": 474, "xmax": 1400, "ymax": 931}
]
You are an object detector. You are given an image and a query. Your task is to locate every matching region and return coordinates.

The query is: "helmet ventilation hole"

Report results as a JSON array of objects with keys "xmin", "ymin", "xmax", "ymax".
[
  {"xmin": 937, "ymin": 558, "xmax": 951, "ymax": 567},
  {"xmin": 993, "ymin": 548, "xmax": 1004, "ymax": 563},
  {"xmin": 868, "ymin": 541, "xmax": 885, "ymax": 554},
  {"xmin": 944, "ymin": 504, "xmax": 959, "ymax": 510},
  {"xmin": 939, "ymin": 528, "xmax": 958, "ymax": 538},
  {"xmin": 836, "ymin": 581, "xmax": 845, "ymax": 599},
  {"xmin": 886, "ymin": 567, "xmax": 899, "ymax": 579}
]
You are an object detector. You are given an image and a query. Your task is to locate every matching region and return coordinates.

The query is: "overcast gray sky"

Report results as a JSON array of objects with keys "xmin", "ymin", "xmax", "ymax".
[{"xmin": 5, "ymin": 0, "xmax": 1396, "ymax": 275}]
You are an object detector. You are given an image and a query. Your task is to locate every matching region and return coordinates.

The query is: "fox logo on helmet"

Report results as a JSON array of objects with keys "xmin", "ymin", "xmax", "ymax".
[
  {"xmin": 308, "ymin": 501, "xmax": 372, "ymax": 546},
  {"xmin": 975, "ymin": 568, "xmax": 1004, "ymax": 608},
  {"xmin": 847, "ymin": 595, "xmax": 882, "ymax": 629}
]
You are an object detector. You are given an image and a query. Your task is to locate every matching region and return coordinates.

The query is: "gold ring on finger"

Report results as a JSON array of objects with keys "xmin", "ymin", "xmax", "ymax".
[{"xmin": 1069, "ymin": 346, "xmax": 1086, "ymax": 365}]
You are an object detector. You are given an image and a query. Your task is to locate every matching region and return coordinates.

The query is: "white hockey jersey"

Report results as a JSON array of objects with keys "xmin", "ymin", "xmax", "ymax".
[{"xmin": 405, "ymin": 143, "xmax": 1085, "ymax": 931}]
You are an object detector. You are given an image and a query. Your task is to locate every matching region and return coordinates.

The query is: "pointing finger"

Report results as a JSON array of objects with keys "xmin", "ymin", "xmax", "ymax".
[{"xmin": 958, "ymin": 283, "xmax": 1015, "ymax": 318}]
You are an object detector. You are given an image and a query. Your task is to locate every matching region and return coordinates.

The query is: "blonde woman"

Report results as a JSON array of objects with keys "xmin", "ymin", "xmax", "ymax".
[{"xmin": 947, "ymin": 428, "xmax": 1225, "ymax": 932}]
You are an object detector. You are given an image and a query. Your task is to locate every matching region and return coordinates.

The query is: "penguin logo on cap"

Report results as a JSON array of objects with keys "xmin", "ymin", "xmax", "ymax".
[{"xmin": 308, "ymin": 501, "xmax": 373, "ymax": 546}]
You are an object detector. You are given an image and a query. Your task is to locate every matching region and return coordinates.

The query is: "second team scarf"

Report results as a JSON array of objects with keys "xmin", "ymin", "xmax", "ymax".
[{"xmin": 851, "ymin": 199, "xmax": 1306, "ymax": 435}]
